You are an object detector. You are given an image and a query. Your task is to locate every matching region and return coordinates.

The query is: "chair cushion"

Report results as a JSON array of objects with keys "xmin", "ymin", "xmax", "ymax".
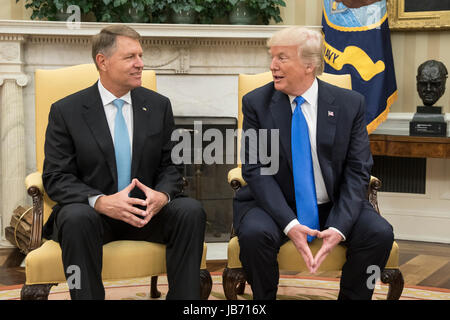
[
  {"xmin": 227, "ymin": 237, "xmax": 399, "ymax": 271},
  {"xmin": 25, "ymin": 240, "xmax": 208, "ymax": 285}
]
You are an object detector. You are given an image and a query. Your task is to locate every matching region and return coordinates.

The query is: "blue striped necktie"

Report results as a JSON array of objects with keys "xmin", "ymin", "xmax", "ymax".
[
  {"xmin": 113, "ymin": 99, "xmax": 131, "ymax": 192},
  {"xmin": 291, "ymin": 96, "xmax": 319, "ymax": 242}
]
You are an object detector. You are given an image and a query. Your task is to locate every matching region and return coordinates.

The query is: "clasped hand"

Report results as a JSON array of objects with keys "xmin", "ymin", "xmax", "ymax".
[
  {"xmin": 94, "ymin": 178, "xmax": 169, "ymax": 228},
  {"xmin": 287, "ymin": 224, "xmax": 343, "ymax": 274}
]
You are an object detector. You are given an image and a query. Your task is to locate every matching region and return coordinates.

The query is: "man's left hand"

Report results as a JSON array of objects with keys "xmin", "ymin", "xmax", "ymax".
[
  {"xmin": 312, "ymin": 228, "xmax": 343, "ymax": 273},
  {"xmin": 134, "ymin": 178, "xmax": 169, "ymax": 223}
]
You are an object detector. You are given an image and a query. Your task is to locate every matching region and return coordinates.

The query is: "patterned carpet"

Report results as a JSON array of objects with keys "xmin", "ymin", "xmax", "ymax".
[{"xmin": 1, "ymin": 273, "xmax": 449, "ymax": 300}]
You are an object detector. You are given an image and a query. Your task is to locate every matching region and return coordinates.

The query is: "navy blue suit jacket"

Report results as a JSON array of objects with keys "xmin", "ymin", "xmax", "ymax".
[{"xmin": 233, "ymin": 79, "xmax": 373, "ymax": 238}]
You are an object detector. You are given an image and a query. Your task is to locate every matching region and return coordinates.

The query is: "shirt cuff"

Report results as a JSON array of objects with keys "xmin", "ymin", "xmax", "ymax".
[
  {"xmin": 88, "ymin": 194, "xmax": 103, "ymax": 209},
  {"xmin": 283, "ymin": 219, "xmax": 300, "ymax": 235},
  {"xmin": 283, "ymin": 221, "xmax": 346, "ymax": 241},
  {"xmin": 163, "ymin": 192, "xmax": 171, "ymax": 204},
  {"xmin": 328, "ymin": 227, "xmax": 346, "ymax": 241}
]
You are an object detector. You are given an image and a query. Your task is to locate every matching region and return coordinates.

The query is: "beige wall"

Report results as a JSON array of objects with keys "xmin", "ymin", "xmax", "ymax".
[
  {"xmin": 391, "ymin": 32, "xmax": 450, "ymax": 114},
  {"xmin": 0, "ymin": 0, "xmax": 31, "ymax": 20},
  {"xmin": 280, "ymin": 0, "xmax": 450, "ymax": 114},
  {"xmin": 279, "ymin": 0, "xmax": 323, "ymax": 27}
]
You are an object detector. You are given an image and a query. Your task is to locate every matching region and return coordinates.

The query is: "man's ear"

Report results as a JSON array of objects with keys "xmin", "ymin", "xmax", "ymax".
[
  {"xmin": 305, "ymin": 63, "xmax": 315, "ymax": 75},
  {"xmin": 96, "ymin": 53, "xmax": 107, "ymax": 72}
]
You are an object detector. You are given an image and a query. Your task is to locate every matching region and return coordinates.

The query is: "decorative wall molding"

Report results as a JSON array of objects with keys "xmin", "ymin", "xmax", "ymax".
[
  {"xmin": 0, "ymin": 74, "xmax": 29, "ymax": 87},
  {"xmin": 25, "ymin": 36, "xmax": 269, "ymax": 47},
  {"xmin": 0, "ymin": 32, "xmax": 26, "ymax": 74},
  {"xmin": 0, "ymin": 43, "xmax": 20, "ymax": 62},
  {"xmin": 28, "ymin": 35, "xmax": 90, "ymax": 45},
  {"xmin": 0, "ymin": 35, "xmax": 25, "ymax": 42}
]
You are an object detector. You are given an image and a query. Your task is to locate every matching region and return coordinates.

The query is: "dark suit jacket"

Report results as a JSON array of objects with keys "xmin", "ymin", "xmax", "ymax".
[
  {"xmin": 233, "ymin": 79, "xmax": 373, "ymax": 238},
  {"xmin": 42, "ymin": 82, "xmax": 183, "ymax": 238}
]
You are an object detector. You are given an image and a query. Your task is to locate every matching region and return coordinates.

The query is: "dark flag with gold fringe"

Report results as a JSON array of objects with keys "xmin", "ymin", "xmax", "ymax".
[{"xmin": 322, "ymin": 0, "xmax": 397, "ymax": 133}]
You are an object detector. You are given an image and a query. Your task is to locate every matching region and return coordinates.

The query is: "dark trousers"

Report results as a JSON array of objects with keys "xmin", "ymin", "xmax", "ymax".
[
  {"xmin": 236, "ymin": 201, "xmax": 394, "ymax": 300},
  {"xmin": 54, "ymin": 197, "xmax": 206, "ymax": 300}
]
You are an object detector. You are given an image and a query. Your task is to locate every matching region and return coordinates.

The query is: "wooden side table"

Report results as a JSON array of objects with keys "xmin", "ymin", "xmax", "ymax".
[{"xmin": 370, "ymin": 135, "xmax": 450, "ymax": 159}]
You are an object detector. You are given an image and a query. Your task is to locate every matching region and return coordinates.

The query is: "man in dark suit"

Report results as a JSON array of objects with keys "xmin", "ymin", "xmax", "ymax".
[
  {"xmin": 233, "ymin": 27, "xmax": 394, "ymax": 300},
  {"xmin": 42, "ymin": 25, "xmax": 206, "ymax": 300}
]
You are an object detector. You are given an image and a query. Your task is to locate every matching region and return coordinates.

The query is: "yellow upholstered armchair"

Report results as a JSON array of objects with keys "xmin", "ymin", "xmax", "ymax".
[
  {"xmin": 222, "ymin": 71, "xmax": 404, "ymax": 300},
  {"xmin": 22, "ymin": 64, "xmax": 212, "ymax": 300}
]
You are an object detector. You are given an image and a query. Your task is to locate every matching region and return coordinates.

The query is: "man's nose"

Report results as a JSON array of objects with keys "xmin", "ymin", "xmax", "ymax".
[
  {"xmin": 270, "ymin": 58, "xmax": 279, "ymax": 71},
  {"xmin": 135, "ymin": 56, "xmax": 144, "ymax": 68}
]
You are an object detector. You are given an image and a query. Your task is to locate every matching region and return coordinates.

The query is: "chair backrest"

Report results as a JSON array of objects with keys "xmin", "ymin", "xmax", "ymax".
[
  {"xmin": 236, "ymin": 71, "xmax": 352, "ymax": 164},
  {"xmin": 34, "ymin": 63, "xmax": 157, "ymax": 223}
]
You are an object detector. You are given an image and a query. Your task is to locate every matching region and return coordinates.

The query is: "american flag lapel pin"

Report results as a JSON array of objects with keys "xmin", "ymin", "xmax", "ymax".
[{"xmin": 328, "ymin": 110, "xmax": 334, "ymax": 117}]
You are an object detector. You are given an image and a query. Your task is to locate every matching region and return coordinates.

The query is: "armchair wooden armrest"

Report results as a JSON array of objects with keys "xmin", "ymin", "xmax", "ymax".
[
  {"xmin": 227, "ymin": 167, "xmax": 246, "ymax": 191},
  {"xmin": 25, "ymin": 171, "xmax": 44, "ymax": 251},
  {"xmin": 25, "ymin": 171, "xmax": 44, "ymax": 194},
  {"xmin": 368, "ymin": 176, "xmax": 382, "ymax": 214}
]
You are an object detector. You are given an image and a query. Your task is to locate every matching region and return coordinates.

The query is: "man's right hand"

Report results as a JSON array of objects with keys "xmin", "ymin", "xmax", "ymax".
[
  {"xmin": 287, "ymin": 224, "xmax": 320, "ymax": 273},
  {"xmin": 94, "ymin": 179, "xmax": 149, "ymax": 228}
]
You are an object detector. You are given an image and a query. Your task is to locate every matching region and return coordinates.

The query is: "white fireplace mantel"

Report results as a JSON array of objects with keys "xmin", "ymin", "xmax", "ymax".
[
  {"xmin": 0, "ymin": 20, "xmax": 321, "ymax": 78},
  {"xmin": 0, "ymin": 19, "xmax": 321, "ymax": 38}
]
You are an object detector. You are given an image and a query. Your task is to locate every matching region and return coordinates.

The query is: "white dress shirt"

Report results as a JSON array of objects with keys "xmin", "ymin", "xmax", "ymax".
[
  {"xmin": 283, "ymin": 78, "xmax": 345, "ymax": 241},
  {"xmin": 87, "ymin": 80, "xmax": 133, "ymax": 208}
]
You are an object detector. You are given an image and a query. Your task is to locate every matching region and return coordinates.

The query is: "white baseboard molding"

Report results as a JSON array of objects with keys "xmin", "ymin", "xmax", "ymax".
[
  {"xmin": 383, "ymin": 212, "xmax": 450, "ymax": 244},
  {"xmin": 394, "ymin": 234, "xmax": 450, "ymax": 244}
]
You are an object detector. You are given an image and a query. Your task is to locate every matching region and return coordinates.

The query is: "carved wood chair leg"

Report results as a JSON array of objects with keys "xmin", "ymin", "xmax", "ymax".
[
  {"xmin": 150, "ymin": 275, "xmax": 161, "ymax": 298},
  {"xmin": 381, "ymin": 268, "xmax": 404, "ymax": 300},
  {"xmin": 200, "ymin": 269, "xmax": 212, "ymax": 300},
  {"xmin": 236, "ymin": 279, "xmax": 246, "ymax": 294},
  {"xmin": 20, "ymin": 283, "xmax": 56, "ymax": 300},
  {"xmin": 222, "ymin": 267, "xmax": 247, "ymax": 300},
  {"xmin": 150, "ymin": 271, "xmax": 212, "ymax": 300}
]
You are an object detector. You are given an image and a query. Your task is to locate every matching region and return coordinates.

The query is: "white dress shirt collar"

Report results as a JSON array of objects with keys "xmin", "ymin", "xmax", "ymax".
[
  {"xmin": 288, "ymin": 78, "xmax": 318, "ymax": 110},
  {"xmin": 97, "ymin": 79, "xmax": 132, "ymax": 106}
]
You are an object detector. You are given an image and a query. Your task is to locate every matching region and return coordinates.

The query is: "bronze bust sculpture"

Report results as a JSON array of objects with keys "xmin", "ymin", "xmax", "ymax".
[
  {"xmin": 410, "ymin": 60, "xmax": 448, "ymax": 137},
  {"xmin": 416, "ymin": 60, "xmax": 448, "ymax": 107}
]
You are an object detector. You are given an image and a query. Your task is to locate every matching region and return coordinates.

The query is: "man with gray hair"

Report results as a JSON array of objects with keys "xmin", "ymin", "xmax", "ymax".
[
  {"xmin": 233, "ymin": 26, "xmax": 394, "ymax": 299},
  {"xmin": 42, "ymin": 25, "xmax": 206, "ymax": 300}
]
